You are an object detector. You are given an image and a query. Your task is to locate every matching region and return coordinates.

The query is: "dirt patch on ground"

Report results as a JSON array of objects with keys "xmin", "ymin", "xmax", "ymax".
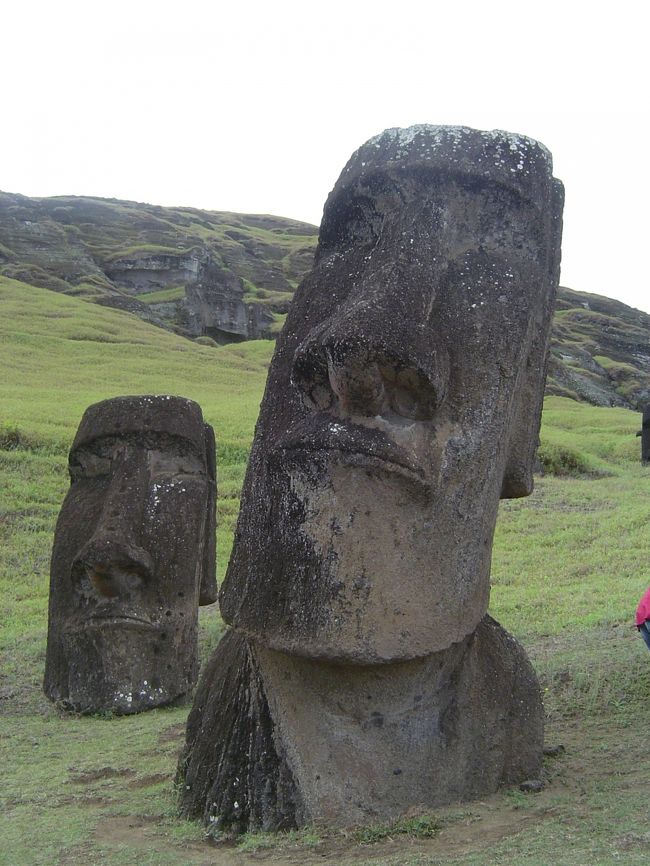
[
  {"xmin": 93, "ymin": 816, "xmax": 221, "ymax": 864},
  {"xmin": 157, "ymin": 721, "xmax": 188, "ymax": 744},
  {"xmin": 126, "ymin": 772, "xmax": 171, "ymax": 789},
  {"xmin": 427, "ymin": 804, "xmax": 547, "ymax": 858},
  {"xmin": 69, "ymin": 766, "xmax": 135, "ymax": 783},
  {"xmin": 90, "ymin": 710, "xmax": 641, "ymax": 866},
  {"xmin": 94, "ymin": 815, "xmax": 163, "ymax": 850},
  {"xmin": 92, "ymin": 793, "xmax": 554, "ymax": 866}
]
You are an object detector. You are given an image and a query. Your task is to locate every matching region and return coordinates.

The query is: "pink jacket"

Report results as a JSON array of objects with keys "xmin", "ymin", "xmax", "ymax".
[{"xmin": 636, "ymin": 587, "xmax": 650, "ymax": 626}]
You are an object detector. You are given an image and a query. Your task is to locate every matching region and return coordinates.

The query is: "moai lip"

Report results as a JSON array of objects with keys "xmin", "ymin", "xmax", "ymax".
[
  {"xmin": 179, "ymin": 124, "xmax": 563, "ymax": 830},
  {"xmin": 44, "ymin": 395, "xmax": 217, "ymax": 714}
]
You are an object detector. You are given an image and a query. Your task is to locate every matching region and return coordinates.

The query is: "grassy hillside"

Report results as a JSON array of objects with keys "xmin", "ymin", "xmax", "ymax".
[
  {"xmin": 546, "ymin": 287, "xmax": 650, "ymax": 409},
  {"xmin": 0, "ymin": 275, "xmax": 272, "ymax": 452},
  {"xmin": 2, "ymin": 276, "xmax": 650, "ymax": 865},
  {"xmin": 3, "ymin": 190, "xmax": 650, "ymax": 409},
  {"xmin": 0, "ymin": 190, "xmax": 317, "ymax": 340}
]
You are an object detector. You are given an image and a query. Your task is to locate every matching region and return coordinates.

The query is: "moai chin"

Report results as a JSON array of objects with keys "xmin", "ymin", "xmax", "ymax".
[
  {"xmin": 179, "ymin": 125, "xmax": 564, "ymax": 830},
  {"xmin": 44, "ymin": 395, "xmax": 217, "ymax": 714}
]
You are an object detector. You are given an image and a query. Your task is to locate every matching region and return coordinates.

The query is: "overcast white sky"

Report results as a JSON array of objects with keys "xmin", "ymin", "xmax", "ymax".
[{"xmin": 1, "ymin": 0, "xmax": 648, "ymax": 312}]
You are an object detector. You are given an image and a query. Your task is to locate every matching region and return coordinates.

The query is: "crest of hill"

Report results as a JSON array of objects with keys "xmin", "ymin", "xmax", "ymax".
[{"xmin": 1, "ymin": 190, "xmax": 648, "ymax": 410}]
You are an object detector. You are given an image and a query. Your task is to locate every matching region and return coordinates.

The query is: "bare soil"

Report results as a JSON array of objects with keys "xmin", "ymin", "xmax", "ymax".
[{"xmin": 85, "ymin": 710, "xmax": 643, "ymax": 866}]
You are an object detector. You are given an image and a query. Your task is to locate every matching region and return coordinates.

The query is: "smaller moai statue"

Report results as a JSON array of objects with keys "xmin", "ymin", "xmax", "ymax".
[
  {"xmin": 44, "ymin": 395, "xmax": 217, "ymax": 714},
  {"xmin": 637, "ymin": 405, "xmax": 650, "ymax": 464}
]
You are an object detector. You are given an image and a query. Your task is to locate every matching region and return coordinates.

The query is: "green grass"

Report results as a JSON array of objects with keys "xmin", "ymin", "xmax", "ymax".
[
  {"xmin": 0, "ymin": 275, "xmax": 272, "ymax": 456},
  {"xmin": 102, "ymin": 244, "xmax": 195, "ymax": 262},
  {"xmin": 242, "ymin": 287, "xmax": 294, "ymax": 304},
  {"xmin": 269, "ymin": 311, "xmax": 288, "ymax": 333},
  {"xmin": 2, "ymin": 275, "xmax": 650, "ymax": 865},
  {"xmin": 231, "ymin": 814, "xmax": 439, "ymax": 854},
  {"xmin": 137, "ymin": 286, "xmax": 186, "ymax": 305}
]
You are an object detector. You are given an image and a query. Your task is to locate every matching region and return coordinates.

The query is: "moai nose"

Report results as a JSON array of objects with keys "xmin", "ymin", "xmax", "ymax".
[
  {"xmin": 75, "ymin": 538, "xmax": 154, "ymax": 599},
  {"xmin": 73, "ymin": 446, "xmax": 154, "ymax": 599},
  {"xmin": 322, "ymin": 341, "xmax": 387, "ymax": 417},
  {"xmin": 292, "ymin": 328, "xmax": 448, "ymax": 422}
]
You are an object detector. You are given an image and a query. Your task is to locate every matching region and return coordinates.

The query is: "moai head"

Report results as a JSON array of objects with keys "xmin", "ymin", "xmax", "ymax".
[
  {"xmin": 220, "ymin": 125, "xmax": 564, "ymax": 663},
  {"xmin": 44, "ymin": 395, "xmax": 217, "ymax": 713}
]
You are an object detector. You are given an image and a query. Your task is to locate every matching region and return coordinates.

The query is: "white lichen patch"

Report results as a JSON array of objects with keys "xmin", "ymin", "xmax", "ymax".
[{"xmin": 350, "ymin": 124, "xmax": 553, "ymax": 178}]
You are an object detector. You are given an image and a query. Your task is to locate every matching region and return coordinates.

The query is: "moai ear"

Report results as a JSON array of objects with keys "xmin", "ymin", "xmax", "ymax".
[
  {"xmin": 500, "ymin": 328, "xmax": 549, "ymax": 498},
  {"xmin": 501, "ymin": 179, "xmax": 564, "ymax": 500},
  {"xmin": 199, "ymin": 422, "xmax": 218, "ymax": 605}
]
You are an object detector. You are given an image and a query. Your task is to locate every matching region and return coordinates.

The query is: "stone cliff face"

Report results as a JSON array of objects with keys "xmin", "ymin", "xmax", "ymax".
[
  {"xmin": 1, "ymin": 190, "xmax": 648, "ymax": 409},
  {"xmin": 0, "ymin": 191, "xmax": 317, "ymax": 342},
  {"xmin": 546, "ymin": 288, "xmax": 650, "ymax": 409}
]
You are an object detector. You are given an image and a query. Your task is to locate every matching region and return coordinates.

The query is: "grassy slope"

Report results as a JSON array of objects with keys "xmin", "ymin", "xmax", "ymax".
[
  {"xmin": 0, "ymin": 192, "xmax": 317, "ymax": 335},
  {"xmin": 4, "ymin": 190, "xmax": 650, "ymax": 409},
  {"xmin": 0, "ymin": 275, "xmax": 272, "ymax": 450},
  {"xmin": 2, "ymin": 275, "xmax": 650, "ymax": 865},
  {"xmin": 546, "ymin": 288, "xmax": 650, "ymax": 408}
]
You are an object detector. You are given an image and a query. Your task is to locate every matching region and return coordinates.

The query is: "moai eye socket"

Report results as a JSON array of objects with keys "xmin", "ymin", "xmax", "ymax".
[
  {"xmin": 69, "ymin": 452, "xmax": 112, "ymax": 481},
  {"xmin": 147, "ymin": 449, "xmax": 206, "ymax": 478}
]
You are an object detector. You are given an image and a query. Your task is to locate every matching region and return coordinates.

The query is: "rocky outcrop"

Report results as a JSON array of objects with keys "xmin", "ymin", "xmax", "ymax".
[
  {"xmin": 546, "ymin": 287, "xmax": 650, "ymax": 408},
  {"xmin": 1, "ymin": 190, "xmax": 649, "ymax": 406},
  {"xmin": 0, "ymin": 191, "xmax": 316, "ymax": 343}
]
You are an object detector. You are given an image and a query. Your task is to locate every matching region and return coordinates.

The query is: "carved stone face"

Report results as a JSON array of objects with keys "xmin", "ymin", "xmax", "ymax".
[
  {"xmin": 44, "ymin": 395, "xmax": 217, "ymax": 713},
  {"xmin": 220, "ymin": 126, "xmax": 563, "ymax": 664}
]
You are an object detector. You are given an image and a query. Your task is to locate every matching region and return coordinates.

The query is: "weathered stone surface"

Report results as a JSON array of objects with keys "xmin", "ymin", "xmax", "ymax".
[
  {"xmin": 179, "ymin": 616, "xmax": 542, "ymax": 828},
  {"xmin": 220, "ymin": 125, "xmax": 564, "ymax": 663},
  {"xmin": 179, "ymin": 630, "xmax": 305, "ymax": 832},
  {"xmin": 43, "ymin": 395, "xmax": 217, "ymax": 714},
  {"xmin": 180, "ymin": 125, "xmax": 562, "ymax": 830},
  {"xmin": 519, "ymin": 779, "xmax": 545, "ymax": 793},
  {"xmin": 182, "ymin": 255, "xmax": 274, "ymax": 342}
]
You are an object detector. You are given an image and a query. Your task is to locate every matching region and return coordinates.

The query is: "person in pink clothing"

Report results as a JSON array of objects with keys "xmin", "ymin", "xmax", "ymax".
[{"xmin": 635, "ymin": 587, "xmax": 650, "ymax": 650}]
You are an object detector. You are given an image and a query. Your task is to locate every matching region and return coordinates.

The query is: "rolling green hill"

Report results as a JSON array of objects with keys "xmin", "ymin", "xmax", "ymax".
[
  {"xmin": 0, "ymin": 274, "xmax": 271, "ymax": 451},
  {"xmin": 2, "ymin": 190, "xmax": 649, "ymax": 410},
  {"xmin": 0, "ymin": 190, "xmax": 316, "ymax": 342},
  {"xmin": 548, "ymin": 287, "xmax": 650, "ymax": 408}
]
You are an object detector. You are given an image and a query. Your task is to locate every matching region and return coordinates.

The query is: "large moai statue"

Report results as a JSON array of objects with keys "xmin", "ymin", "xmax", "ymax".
[
  {"xmin": 44, "ymin": 395, "xmax": 217, "ymax": 713},
  {"xmin": 179, "ymin": 126, "xmax": 564, "ymax": 830},
  {"xmin": 638, "ymin": 405, "xmax": 650, "ymax": 464}
]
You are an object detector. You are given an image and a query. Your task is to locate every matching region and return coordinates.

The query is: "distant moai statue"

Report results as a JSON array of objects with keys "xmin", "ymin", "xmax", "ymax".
[
  {"xmin": 178, "ymin": 126, "xmax": 564, "ymax": 831},
  {"xmin": 44, "ymin": 395, "xmax": 217, "ymax": 714},
  {"xmin": 637, "ymin": 405, "xmax": 650, "ymax": 464}
]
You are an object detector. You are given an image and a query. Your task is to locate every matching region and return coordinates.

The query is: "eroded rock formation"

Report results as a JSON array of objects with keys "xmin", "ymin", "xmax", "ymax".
[
  {"xmin": 2, "ymin": 191, "xmax": 649, "ymax": 407},
  {"xmin": 44, "ymin": 395, "xmax": 217, "ymax": 713},
  {"xmin": 179, "ymin": 125, "xmax": 564, "ymax": 829},
  {"xmin": 0, "ymin": 192, "xmax": 316, "ymax": 342}
]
